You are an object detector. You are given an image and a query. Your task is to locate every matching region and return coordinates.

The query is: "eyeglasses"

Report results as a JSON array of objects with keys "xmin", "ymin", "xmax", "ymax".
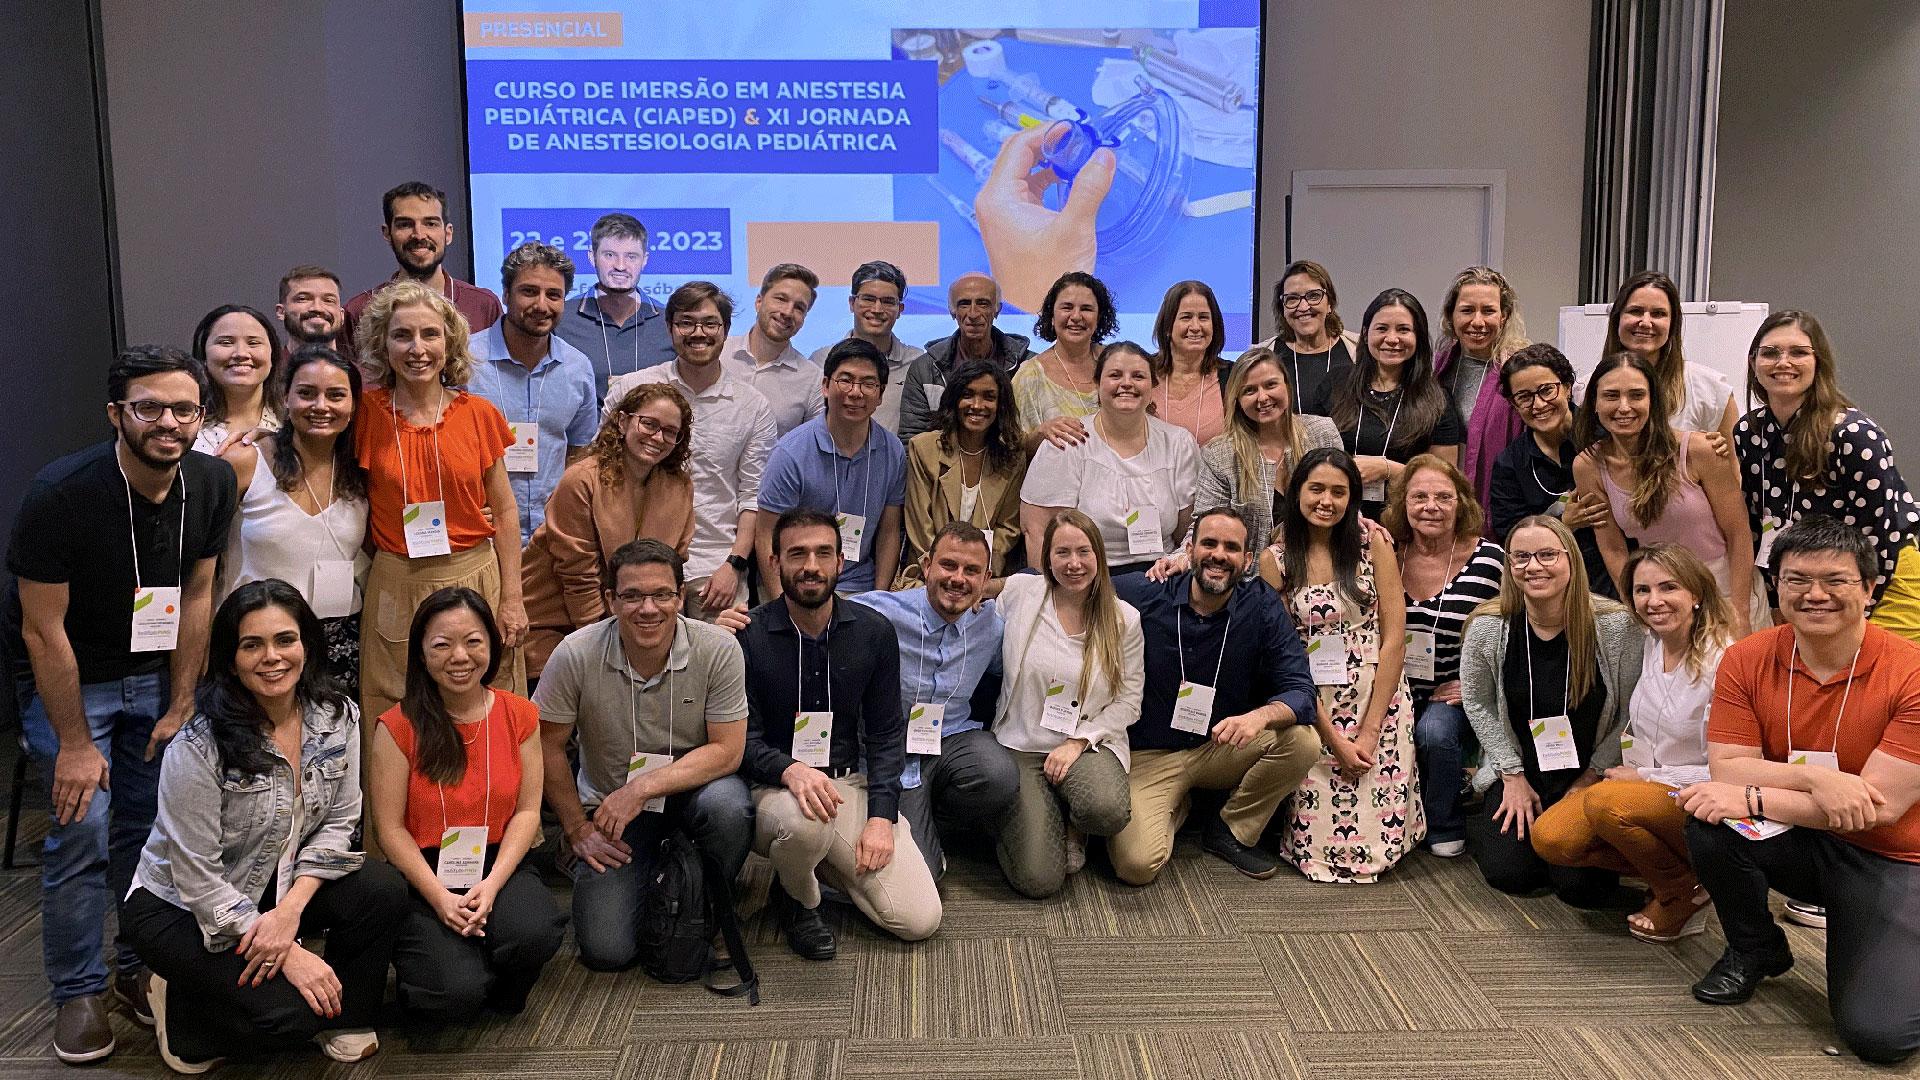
[
  {"xmin": 1508, "ymin": 383, "xmax": 1564, "ymax": 409},
  {"xmin": 1777, "ymin": 573, "xmax": 1862, "ymax": 594},
  {"xmin": 117, "ymin": 400, "xmax": 206, "ymax": 424},
  {"xmin": 853, "ymin": 293, "xmax": 901, "ymax": 310},
  {"xmin": 1407, "ymin": 492, "xmax": 1457, "ymax": 507},
  {"xmin": 627, "ymin": 414, "xmax": 682, "ymax": 442},
  {"xmin": 831, "ymin": 375, "xmax": 883, "ymax": 393},
  {"xmin": 1509, "ymin": 548, "xmax": 1565, "ymax": 568},
  {"xmin": 1755, "ymin": 346, "xmax": 1817, "ymax": 363},
  {"xmin": 670, "ymin": 317, "xmax": 725, "ymax": 333},
  {"xmin": 614, "ymin": 589, "xmax": 681, "ymax": 609},
  {"xmin": 1280, "ymin": 289, "xmax": 1328, "ymax": 310}
]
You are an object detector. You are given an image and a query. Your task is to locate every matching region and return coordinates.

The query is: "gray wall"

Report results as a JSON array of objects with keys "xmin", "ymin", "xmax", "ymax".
[
  {"xmin": 99, "ymin": 0, "xmax": 472, "ymax": 344},
  {"xmin": 1712, "ymin": 2, "xmax": 1920, "ymax": 452},
  {"xmin": 1257, "ymin": 0, "xmax": 1593, "ymax": 339}
]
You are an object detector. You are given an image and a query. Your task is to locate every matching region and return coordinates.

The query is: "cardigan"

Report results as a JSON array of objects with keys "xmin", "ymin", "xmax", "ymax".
[
  {"xmin": 1193, "ymin": 414, "xmax": 1343, "ymax": 554},
  {"xmin": 1459, "ymin": 604, "xmax": 1643, "ymax": 791}
]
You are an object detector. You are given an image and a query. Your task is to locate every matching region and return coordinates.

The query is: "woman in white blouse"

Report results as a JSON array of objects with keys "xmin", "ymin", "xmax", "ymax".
[
  {"xmin": 994, "ymin": 509, "xmax": 1144, "ymax": 898},
  {"xmin": 1604, "ymin": 271, "xmax": 1735, "ymax": 441},
  {"xmin": 1531, "ymin": 543, "xmax": 1730, "ymax": 943},
  {"xmin": 1020, "ymin": 341, "xmax": 1199, "ymax": 576}
]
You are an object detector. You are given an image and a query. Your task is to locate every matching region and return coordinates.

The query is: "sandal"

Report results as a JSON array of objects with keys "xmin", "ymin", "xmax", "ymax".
[{"xmin": 1628, "ymin": 885, "xmax": 1711, "ymax": 943}]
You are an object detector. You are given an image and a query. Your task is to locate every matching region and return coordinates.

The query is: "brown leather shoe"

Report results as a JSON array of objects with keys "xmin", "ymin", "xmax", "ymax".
[
  {"xmin": 113, "ymin": 970, "xmax": 154, "ymax": 1027},
  {"xmin": 52, "ymin": 993, "xmax": 116, "ymax": 1064}
]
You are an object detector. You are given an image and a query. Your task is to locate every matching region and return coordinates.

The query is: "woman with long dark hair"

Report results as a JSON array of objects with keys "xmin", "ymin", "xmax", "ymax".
[
  {"xmin": 1604, "ymin": 270, "xmax": 1735, "ymax": 440},
  {"xmin": 1310, "ymin": 289, "xmax": 1463, "ymax": 519},
  {"xmin": 369, "ymin": 588, "xmax": 563, "ymax": 1022},
  {"xmin": 1149, "ymin": 279, "xmax": 1229, "ymax": 446},
  {"xmin": 1263, "ymin": 448, "xmax": 1423, "ymax": 881},
  {"xmin": 1487, "ymin": 344, "xmax": 1617, "ymax": 596},
  {"xmin": 192, "ymin": 304, "xmax": 286, "ymax": 454},
  {"xmin": 900, "ymin": 358, "xmax": 1028, "ymax": 588},
  {"xmin": 122, "ymin": 580, "xmax": 405, "ymax": 1072}
]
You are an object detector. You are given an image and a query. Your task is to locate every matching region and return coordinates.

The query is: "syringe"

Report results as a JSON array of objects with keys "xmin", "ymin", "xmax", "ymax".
[{"xmin": 938, "ymin": 129, "xmax": 992, "ymax": 182}]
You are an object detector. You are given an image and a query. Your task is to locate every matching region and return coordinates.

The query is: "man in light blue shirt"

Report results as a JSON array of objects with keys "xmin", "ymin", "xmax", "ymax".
[
  {"xmin": 756, "ymin": 339, "xmax": 906, "ymax": 593},
  {"xmin": 468, "ymin": 241, "xmax": 602, "ymax": 543},
  {"xmin": 850, "ymin": 522, "xmax": 1017, "ymax": 878}
]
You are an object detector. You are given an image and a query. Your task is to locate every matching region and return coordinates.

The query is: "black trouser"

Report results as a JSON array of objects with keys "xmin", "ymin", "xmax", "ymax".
[
  {"xmin": 391, "ymin": 853, "xmax": 568, "ymax": 1020},
  {"xmin": 122, "ymin": 862, "xmax": 407, "ymax": 1062},
  {"xmin": 1468, "ymin": 774, "xmax": 1618, "ymax": 902},
  {"xmin": 898, "ymin": 729, "xmax": 1020, "ymax": 880},
  {"xmin": 1686, "ymin": 820, "xmax": 1920, "ymax": 1064}
]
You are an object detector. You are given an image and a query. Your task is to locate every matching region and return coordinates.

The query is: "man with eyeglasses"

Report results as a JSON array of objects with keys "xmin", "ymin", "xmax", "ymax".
[
  {"xmin": 555, "ymin": 213, "xmax": 676, "ymax": 401},
  {"xmin": 726, "ymin": 263, "xmax": 824, "ymax": 437},
  {"xmin": 533, "ymin": 539, "xmax": 752, "ymax": 972},
  {"xmin": 2, "ymin": 346, "xmax": 237, "ymax": 1062},
  {"xmin": 1677, "ymin": 517, "xmax": 1920, "ymax": 1064},
  {"xmin": 605, "ymin": 281, "xmax": 778, "ymax": 621},
  {"xmin": 756, "ymin": 339, "xmax": 907, "ymax": 595},
  {"xmin": 807, "ymin": 261, "xmax": 925, "ymax": 438},
  {"xmin": 899, "ymin": 272, "xmax": 1032, "ymax": 441}
]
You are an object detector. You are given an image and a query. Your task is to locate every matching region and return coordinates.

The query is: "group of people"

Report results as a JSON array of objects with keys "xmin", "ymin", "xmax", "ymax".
[{"xmin": 5, "ymin": 180, "xmax": 1917, "ymax": 1070}]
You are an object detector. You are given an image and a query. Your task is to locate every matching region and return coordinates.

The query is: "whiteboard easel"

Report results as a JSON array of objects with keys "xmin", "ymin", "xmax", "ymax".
[{"xmin": 1557, "ymin": 302, "xmax": 1770, "ymax": 412}]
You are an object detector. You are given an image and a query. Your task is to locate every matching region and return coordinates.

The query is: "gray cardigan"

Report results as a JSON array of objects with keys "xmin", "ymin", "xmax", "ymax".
[
  {"xmin": 1459, "ymin": 605, "xmax": 1643, "ymax": 792},
  {"xmin": 1195, "ymin": 414, "xmax": 1343, "ymax": 552}
]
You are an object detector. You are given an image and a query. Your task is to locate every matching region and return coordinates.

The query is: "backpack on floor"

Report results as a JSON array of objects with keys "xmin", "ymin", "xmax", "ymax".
[{"xmin": 635, "ymin": 829, "xmax": 759, "ymax": 1004}]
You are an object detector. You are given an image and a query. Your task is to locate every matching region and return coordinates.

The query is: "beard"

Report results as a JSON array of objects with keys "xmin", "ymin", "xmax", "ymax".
[
  {"xmin": 1194, "ymin": 558, "xmax": 1239, "ymax": 595},
  {"xmin": 395, "ymin": 242, "xmax": 446, "ymax": 280},
  {"xmin": 283, "ymin": 313, "xmax": 339, "ymax": 345},
  {"xmin": 781, "ymin": 571, "xmax": 836, "ymax": 609},
  {"xmin": 119, "ymin": 419, "xmax": 189, "ymax": 470}
]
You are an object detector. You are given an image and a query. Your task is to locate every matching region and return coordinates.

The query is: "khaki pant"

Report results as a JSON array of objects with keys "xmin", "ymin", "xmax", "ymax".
[
  {"xmin": 752, "ymin": 775, "xmax": 942, "ymax": 941},
  {"xmin": 1531, "ymin": 777, "xmax": 1698, "ymax": 902},
  {"xmin": 1109, "ymin": 725, "xmax": 1321, "ymax": 886},
  {"xmin": 359, "ymin": 545, "xmax": 526, "ymax": 724}
]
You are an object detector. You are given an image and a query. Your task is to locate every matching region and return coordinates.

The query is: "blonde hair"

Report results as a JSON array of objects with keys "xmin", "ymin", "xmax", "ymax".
[
  {"xmin": 1221, "ymin": 348, "xmax": 1308, "ymax": 501},
  {"xmin": 1621, "ymin": 543, "xmax": 1734, "ymax": 680},
  {"xmin": 1041, "ymin": 509, "xmax": 1126, "ymax": 702},
  {"xmin": 1469, "ymin": 515, "xmax": 1624, "ymax": 704},
  {"xmin": 1380, "ymin": 453, "xmax": 1482, "ymax": 544},
  {"xmin": 1439, "ymin": 266, "xmax": 1529, "ymax": 361},
  {"xmin": 354, "ymin": 279, "xmax": 475, "ymax": 388}
]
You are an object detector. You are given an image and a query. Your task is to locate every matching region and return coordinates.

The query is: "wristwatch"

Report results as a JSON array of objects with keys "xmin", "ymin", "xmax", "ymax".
[{"xmin": 726, "ymin": 553, "xmax": 750, "ymax": 573}]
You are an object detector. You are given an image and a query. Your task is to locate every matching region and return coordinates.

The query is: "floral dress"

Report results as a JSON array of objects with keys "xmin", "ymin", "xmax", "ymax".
[{"xmin": 1274, "ymin": 533, "xmax": 1425, "ymax": 881}]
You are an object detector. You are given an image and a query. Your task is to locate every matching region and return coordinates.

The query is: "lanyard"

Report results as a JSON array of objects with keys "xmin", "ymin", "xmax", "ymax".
[
  {"xmin": 298, "ymin": 460, "xmax": 353, "ymax": 561},
  {"xmin": 1409, "ymin": 535, "xmax": 1461, "ymax": 633},
  {"xmin": 389, "ymin": 387, "xmax": 448, "ymax": 508},
  {"xmin": 1176, "ymin": 603, "xmax": 1232, "ymax": 689},
  {"xmin": 790, "ymin": 609, "xmax": 833, "ymax": 716},
  {"xmin": 1786, "ymin": 639, "xmax": 1859, "ymax": 757},
  {"xmin": 1528, "ymin": 439, "xmax": 1574, "ymax": 499},
  {"xmin": 832, "ymin": 434, "xmax": 875, "ymax": 524},
  {"xmin": 119, "ymin": 458, "xmax": 187, "ymax": 591},
  {"xmin": 914, "ymin": 605, "xmax": 969, "ymax": 710},
  {"xmin": 1522, "ymin": 619, "xmax": 1570, "ymax": 723},
  {"xmin": 437, "ymin": 699, "xmax": 493, "ymax": 834},
  {"xmin": 1289, "ymin": 342, "xmax": 1335, "ymax": 402},
  {"xmin": 1369, "ymin": 386, "xmax": 1403, "ymax": 459},
  {"xmin": 1759, "ymin": 418, "xmax": 1798, "ymax": 524},
  {"xmin": 594, "ymin": 291, "xmax": 643, "ymax": 380}
]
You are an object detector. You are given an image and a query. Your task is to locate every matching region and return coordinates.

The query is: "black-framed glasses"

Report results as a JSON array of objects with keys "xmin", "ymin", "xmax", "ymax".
[
  {"xmin": 1280, "ymin": 289, "xmax": 1328, "ymax": 310},
  {"xmin": 853, "ymin": 293, "xmax": 901, "ymax": 310},
  {"xmin": 613, "ymin": 589, "xmax": 680, "ymax": 609},
  {"xmin": 671, "ymin": 317, "xmax": 725, "ymax": 333},
  {"xmin": 1508, "ymin": 383, "xmax": 1564, "ymax": 409},
  {"xmin": 1776, "ymin": 573, "xmax": 1862, "ymax": 594},
  {"xmin": 1509, "ymin": 548, "xmax": 1565, "ymax": 567},
  {"xmin": 627, "ymin": 414, "xmax": 682, "ymax": 442},
  {"xmin": 116, "ymin": 400, "xmax": 205, "ymax": 424},
  {"xmin": 831, "ymin": 375, "xmax": 883, "ymax": 393}
]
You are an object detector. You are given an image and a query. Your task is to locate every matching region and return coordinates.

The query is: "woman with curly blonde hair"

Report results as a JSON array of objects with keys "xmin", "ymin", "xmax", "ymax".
[
  {"xmin": 520, "ymin": 383, "xmax": 695, "ymax": 673},
  {"xmin": 354, "ymin": 280, "xmax": 527, "ymax": 726}
]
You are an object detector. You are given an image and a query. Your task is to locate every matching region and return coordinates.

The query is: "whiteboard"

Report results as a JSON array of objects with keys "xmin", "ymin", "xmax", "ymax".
[{"xmin": 1556, "ymin": 302, "xmax": 1770, "ymax": 412}]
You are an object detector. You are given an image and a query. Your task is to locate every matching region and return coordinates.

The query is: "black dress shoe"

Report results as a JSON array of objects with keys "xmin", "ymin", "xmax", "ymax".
[
  {"xmin": 785, "ymin": 901, "xmax": 837, "ymax": 961},
  {"xmin": 1691, "ymin": 947, "xmax": 1795, "ymax": 1005},
  {"xmin": 1201, "ymin": 817, "xmax": 1281, "ymax": 879}
]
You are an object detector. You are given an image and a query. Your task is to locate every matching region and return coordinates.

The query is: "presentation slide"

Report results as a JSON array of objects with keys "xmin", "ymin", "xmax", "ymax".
[{"xmin": 460, "ymin": 1, "xmax": 1262, "ymax": 354}]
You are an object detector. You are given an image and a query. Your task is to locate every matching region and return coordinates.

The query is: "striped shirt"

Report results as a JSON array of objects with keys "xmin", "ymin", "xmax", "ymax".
[{"xmin": 1403, "ymin": 538, "xmax": 1505, "ymax": 696}]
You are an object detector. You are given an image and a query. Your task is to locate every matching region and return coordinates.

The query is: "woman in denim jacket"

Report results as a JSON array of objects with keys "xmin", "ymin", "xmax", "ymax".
[{"xmin": 122, "ymin": 579, "xmax": 406, "ymax": 1074}]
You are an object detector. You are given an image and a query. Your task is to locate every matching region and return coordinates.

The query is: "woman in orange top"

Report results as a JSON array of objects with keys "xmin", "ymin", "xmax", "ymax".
[
  {"xmin": 521, "ymin": 382, "xmax": 695, "ymax": 674},
  {"xmin": 355, "ymin": 280, "xmax": 527, "ymax": 722},
  {"xmin": 369, "ymin": 588, "xmax": 561, "ymax": 1020}
]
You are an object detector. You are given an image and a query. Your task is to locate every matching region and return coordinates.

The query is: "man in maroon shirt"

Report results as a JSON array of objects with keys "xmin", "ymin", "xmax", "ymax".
[{"xmin": 342, "ymin": 181, "xmax": 501, "ymax": 343}]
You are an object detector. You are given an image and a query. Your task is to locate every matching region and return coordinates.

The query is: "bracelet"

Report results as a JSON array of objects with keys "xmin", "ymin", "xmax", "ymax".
[
  {"xmin": 1754, "ymin": 786, "xmax": 1767, "ymax": 821},
  {"xmin": 1744, "ymin": 785, "xmax": 1759, "ymax": 819}
]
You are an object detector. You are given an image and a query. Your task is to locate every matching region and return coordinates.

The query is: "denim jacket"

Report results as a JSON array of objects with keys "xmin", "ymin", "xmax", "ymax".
[{"xmin": 132, "ymin": 697, "xmax": 364, "ymax": 951}]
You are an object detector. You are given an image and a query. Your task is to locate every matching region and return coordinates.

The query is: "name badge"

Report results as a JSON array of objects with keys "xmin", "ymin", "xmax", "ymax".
[
  {"xmin": 436, "ymin": 826, "xmax": 488, "ymax": 890},
  {"xmin": 505, "ymin": 422, "xmax": 539, "ymax": 473},
  {"xmin": 1530, "ymin": 713, "xmax": 1580, "ymax": 771},
  {"xmin": 1620, "ymin": 730, "xmax": 1635, "ymax": 752},
  {"xmin": 793, "ymin": 711, "xmax": 833, "ymax": 767},
  {"xmin": 402, "ymin": 500, "xmax": 453, "ymax": 558},
  {"xmin": 1171, "ymin": 680, "xmax": 1215, "ymax": 735},
  {"xmin": 1755, "ymin": 518, "xmax": 1782, "ymax": 569},
  {"xmin": 907, "ymin": 702, "xmax": 944, "ymax": 755},
  {"xmin": 1125, "ymin": 506, "xmax": 1163, "ymax": 556},
  {"xmin": 1404, "ymin": 630, "xmax": 1436, "ymax": 683},
  {"xmin": 1789, "ymin": 749, "xmax": 1841, "ymax": 772},
  {"xmin": 626, "ymin": 751, "xmax": 669, "ymax": 812},
  {"xmin": 311, "ymin": 560, "xmax": 356, "ymax": 619},
  {"xmin": 1363, "ymin": 479, "xmax": 1386, "ymax": 505},
  {"xmin": 1040, "ymin": 678, "xmax": 1078, "ymax": 735},
  {"xmin": 1726, "ymin": 816, "xmax": 1793, "ymax": 841},
  {"xmin": 836, "ymin": 512, "xmax": 867, "ymax": 563},
  {"xmin": 1307, "ymin": 633, "xmax": 1346, "ymax": 685},
  {"xmin": 1548, "ymin": 493, "xmax": 1570, "ymax": 520},
  {"xmin": 130, "ymin": 587, "xmax": 181, "ymax": 653}
]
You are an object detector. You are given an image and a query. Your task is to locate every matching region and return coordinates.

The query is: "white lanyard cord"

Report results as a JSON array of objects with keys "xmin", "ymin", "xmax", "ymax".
[
  {"xmin": 1759, "ymin": 420, "xmax": 1798, "ymax": 526},
  {"xmin": 389, "ymin": 386, "xmax": 448, "ymax": 509},
  {"xmin": 1787, "ymin": 639, "xmax": 1860, "ymax": 757},
  {"xmin": 437, "ymin": 697, "xmax": 492, "ymax": 835},
  {"xmin": 119, "ymin": 459, "xmax": 186, "ymax": 591},
  {"xmin": 297, "ymin": 457, "xmax": 353, "ymax": 561},
  {"xmin": 1371, "ymin": 386, "xmax": 1403, "ymax": 459},
  {"xmin": 915, "ymin": 605, "xmax": 968, "ymax": 711},
  {"xmin": 1522, "ymin": 619, "xmax": 1570, "ymax": 724},
  {"xmin": 791, "ymin": 609, "xmax": 833, "ymax": 718},
  {"xmin": 1176, "ymin": 603, "xmax": 1233, "ymax": 689},
  {"xmin": 832, "ymin": 434, "xmax": 875, "ymax": 538},
  {"xmin": 595, "ymin": 291, "xmax": 643, "ymax": 381},
  {"xmin": 1412, "ymin": 535, "xmax": 1462, "ymax": 632}
]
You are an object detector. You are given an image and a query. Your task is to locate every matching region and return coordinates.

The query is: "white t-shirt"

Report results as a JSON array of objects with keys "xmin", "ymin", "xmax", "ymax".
[
  {"xmin": 1673, "ymin": 362, "xmax": 1734, "ymax": 433},
  {"xmin": 1019, "ymin": 413, "xmax": 1199, "ymax": 565}
]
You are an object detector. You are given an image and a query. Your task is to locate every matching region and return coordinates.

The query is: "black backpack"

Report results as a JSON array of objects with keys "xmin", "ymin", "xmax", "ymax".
[{"xmin": 635, "ymin": 829, "xmax": 759, "ymax": 1004}]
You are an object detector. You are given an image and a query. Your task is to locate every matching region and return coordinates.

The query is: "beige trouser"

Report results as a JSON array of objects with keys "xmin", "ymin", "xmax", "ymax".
[
  {"xmin": 752, "ymin": 775, "xmax": 942, "ymax": 941},
  {"xmin": 360, "ymin": 544, "xmax": 526, "ymax": 723},
  {"xmin": 1109, "ymin": 725, "xmax": 1321, "ymax": 886}
]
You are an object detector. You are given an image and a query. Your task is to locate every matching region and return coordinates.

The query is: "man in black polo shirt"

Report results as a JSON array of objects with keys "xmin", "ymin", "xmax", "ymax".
[
  {"xmin": 1111, "ymin": 507, "xmax": 1321, "ymax": 885},
  {"xmin": 737, "ymin": 510, "xmax": 940, "ymax": 960},
  {"xmin": 4, "ymin": 345, "xmax": 235, "ymax": 1063}
]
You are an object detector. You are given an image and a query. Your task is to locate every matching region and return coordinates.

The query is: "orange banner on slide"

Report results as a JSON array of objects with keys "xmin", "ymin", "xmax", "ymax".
[
  {"xmin": 746, "ymin": 222, "xmax": 941, "ymax": 288},
  {"xmin": 465, "ymin": 12, "xmax": 622, "ymax": 47}
]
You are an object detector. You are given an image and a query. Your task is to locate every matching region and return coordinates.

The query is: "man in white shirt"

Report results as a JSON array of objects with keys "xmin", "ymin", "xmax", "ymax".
[
  {"xmin": 725, "ymin": 263, "xmax": 823, "ymax": 436},
  {"xmin": 807, "ymin": 261, "xmax": 925, "ymax": 438}
]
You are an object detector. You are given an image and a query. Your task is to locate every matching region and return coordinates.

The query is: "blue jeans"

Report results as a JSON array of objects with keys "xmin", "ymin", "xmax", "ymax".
[
  {"xmin": 569, "ymin": 775, "xmax": 752, "ymax": 971},
  {"xmin": 18, "ymin": 672, "xmax": 168, "ymax": 1004},
  {"xmin": 1413, "ymin": 699, "xmax": 1473, "ymax": 844}
]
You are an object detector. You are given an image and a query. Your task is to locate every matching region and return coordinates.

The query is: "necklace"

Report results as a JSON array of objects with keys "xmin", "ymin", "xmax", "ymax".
[{"xmin": 1053, "ymin": 351, "xmax": 1091, "ymax": 395}]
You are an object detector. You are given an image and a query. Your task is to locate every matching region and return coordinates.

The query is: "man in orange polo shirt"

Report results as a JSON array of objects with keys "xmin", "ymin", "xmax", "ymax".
[{"xmin": 1679, "ymin": 517, "xmax": 1920, "ymax": 1064}]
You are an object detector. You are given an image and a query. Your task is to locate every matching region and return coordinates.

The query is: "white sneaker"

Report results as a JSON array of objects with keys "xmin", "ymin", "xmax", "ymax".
[
  {"xmin": 1064, "ymin": 828, "xmax": 1087, "ymax": 875},
  {"xmin": 1783, "ymin": 901, "xmax": 1828, "ymax": 929},
  {"xmin": 316, "ymin": 1029, "xmax": 380, "ymax": 1063},
  {"xmin": 1428, "ymin": 839, "xmax": 1467, "ymax": 858},
  {"xmin": 150, "ymin": 974, "xmax": 222, "ymax": 1075}
]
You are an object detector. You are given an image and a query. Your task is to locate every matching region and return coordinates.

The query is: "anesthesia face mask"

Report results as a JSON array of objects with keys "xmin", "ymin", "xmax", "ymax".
[{"xmin": 1036, "ymin": 77, "xmax": 1191, "ymax": 264}]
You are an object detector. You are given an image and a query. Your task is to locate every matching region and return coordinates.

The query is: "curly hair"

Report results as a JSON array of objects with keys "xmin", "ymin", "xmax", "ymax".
[
  {"xmin": 1033, "ymin": 271, "xmax": 1118, "ymax": 344},
  {"xmin": 934, "ymin": 358, "xmax": 1024, "ymax": 472},
  {"xmin": 592, "ymin": 382, "xmax": 693, "ymax": 486},
  {"xmin": 354, "ymin": 279, "xmax": 474, "ymax": 388}
]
